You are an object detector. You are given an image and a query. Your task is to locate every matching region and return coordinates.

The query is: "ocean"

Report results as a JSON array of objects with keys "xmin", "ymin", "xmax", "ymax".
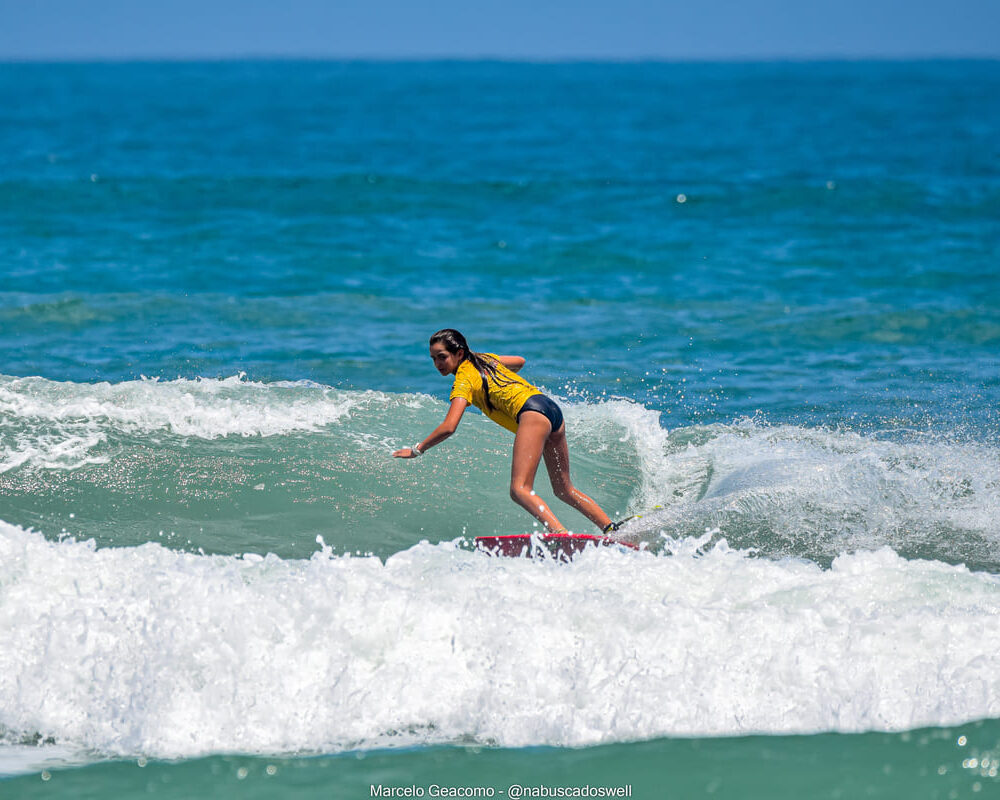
[{"xmin": 0, "ymin": 59, "xmax": 998, "ymax": 798}]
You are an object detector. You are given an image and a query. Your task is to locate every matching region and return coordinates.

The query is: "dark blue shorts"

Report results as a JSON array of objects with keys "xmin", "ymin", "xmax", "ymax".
[{"xmin": 517, "ymin": 394, "xmax": 564, "ymax": 432}]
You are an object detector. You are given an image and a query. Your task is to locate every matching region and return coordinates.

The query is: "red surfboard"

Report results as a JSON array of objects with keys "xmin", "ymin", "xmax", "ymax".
[{"xmin": 475, "ymin": 532, "xmax": 639, "ymax": 559}]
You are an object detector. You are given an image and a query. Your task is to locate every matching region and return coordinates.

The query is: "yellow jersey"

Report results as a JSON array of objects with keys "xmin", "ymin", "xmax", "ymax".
[{"xmin": 450, "ymin": 354, "xmax": 542, "ymax": 433}]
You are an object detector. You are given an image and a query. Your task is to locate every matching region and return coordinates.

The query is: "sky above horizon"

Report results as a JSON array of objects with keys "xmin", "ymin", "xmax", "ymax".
[{"xmin": 2, "ymin": 0, "xmax": 999, "ymax": 61}]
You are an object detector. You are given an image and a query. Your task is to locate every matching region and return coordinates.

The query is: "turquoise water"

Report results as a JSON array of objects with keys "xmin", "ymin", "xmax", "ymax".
[
  {"xmin": 1, "ymin": 60, "xmax": 999, "ymax": 797},
  {"xmin": 5, "ymin": 720, "xmax": 1000, "ymax": 800}
]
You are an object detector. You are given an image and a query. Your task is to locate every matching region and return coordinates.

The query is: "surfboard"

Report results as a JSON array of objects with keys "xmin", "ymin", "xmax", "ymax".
[{"xmin": 475, "ymin": 532, "xmax": 639, "ymax": 559}]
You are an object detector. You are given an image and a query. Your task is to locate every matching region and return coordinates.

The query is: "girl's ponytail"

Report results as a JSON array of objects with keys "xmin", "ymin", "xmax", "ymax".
[{"xmin": 430, "ymin": 328, "xmax": 513, "ymax": 413}]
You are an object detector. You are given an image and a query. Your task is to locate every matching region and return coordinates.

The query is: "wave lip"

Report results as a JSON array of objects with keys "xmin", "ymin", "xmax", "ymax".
[
  {"xmin": 605, "ymin": 416, "xmax": 1000, "ymax": 571},
  {"xmin": 1, "ymin": 522, "xmax": 999, "ymax": 759},
  {"xmin": 0, "ymin": 374, "xmax": 414, "ymax": 471}
]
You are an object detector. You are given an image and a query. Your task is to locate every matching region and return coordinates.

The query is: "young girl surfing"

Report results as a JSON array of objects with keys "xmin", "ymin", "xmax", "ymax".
[{"xmin": 393, "ymin": 329, "xmax": 622, "ymax": 535}]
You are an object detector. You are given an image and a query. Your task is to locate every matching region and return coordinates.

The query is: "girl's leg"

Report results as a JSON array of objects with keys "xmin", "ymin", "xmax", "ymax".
[
  {"xmin": 510, "ymin": 411, "xmax": 567, "ymax": 532},
  {"xmin": 543, "ymin": 425, "xmax": 613, "ymax": 530}
]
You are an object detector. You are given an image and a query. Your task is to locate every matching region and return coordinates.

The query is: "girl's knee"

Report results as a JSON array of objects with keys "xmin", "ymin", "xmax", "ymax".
[
  {"xmin": 510, "ymin": 484, "xmax": 531, "ymax": 503},
  {"xmin": 552, "ymin": 482, "xmax": 575, "ymax": 503}
]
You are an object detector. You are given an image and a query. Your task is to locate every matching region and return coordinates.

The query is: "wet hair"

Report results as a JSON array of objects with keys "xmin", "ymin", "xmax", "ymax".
[{"xmin": 429, "ymin": 328, "xmax": 516, "ymax": 413}]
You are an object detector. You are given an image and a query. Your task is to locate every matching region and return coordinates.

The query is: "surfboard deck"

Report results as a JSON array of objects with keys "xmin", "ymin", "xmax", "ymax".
[{"xmin": 475, "ymin": 532, "xmax": 639, "ymax": 559}]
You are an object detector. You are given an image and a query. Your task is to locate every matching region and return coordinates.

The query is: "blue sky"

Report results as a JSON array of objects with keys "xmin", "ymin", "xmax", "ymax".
[{"xmin": 1, "ymin": 0, "xmax": 998, "ymax": 60}]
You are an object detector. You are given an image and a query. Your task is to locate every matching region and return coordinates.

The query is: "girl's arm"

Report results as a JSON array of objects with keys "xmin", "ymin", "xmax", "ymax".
[
  {"xmin": 393, "ymin": 398, "xmax": 468, "ymax": 458},
  {"xmin": 496, "ymin": 355, "xmax": 525, "ymax": 372}
]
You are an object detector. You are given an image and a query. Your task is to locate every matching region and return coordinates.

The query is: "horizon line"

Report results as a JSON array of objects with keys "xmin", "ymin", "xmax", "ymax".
[{"xmin": 2, "ymin": 53, "xmax": 999, "ymax": 66}]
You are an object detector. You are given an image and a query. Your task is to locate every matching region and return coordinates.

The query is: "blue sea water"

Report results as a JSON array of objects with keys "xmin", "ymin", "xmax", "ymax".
[{"xmin": 1, "ymin": 60, "xmax": 999, "ymax": 797}]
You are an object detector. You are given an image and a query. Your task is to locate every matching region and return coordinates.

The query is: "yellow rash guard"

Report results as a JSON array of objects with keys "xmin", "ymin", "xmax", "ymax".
[{"xmin": 450, "ymin": 354, "xmax": 542, "ymax": 433}]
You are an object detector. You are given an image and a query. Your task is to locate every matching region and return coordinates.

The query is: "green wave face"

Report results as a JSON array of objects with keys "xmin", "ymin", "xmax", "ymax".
[
  {"xmin": 0, "ymin": 376, "xmax": 644, "ymax": 557},
  {"xmin": 3, "ymin": 375, "xmax": 999, "ymax": 570}
]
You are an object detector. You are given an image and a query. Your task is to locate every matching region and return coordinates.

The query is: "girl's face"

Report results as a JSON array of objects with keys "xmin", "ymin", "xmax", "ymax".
[{"xmin": 430, "ymin": 342, "xmax": 463, "ymax": 375}]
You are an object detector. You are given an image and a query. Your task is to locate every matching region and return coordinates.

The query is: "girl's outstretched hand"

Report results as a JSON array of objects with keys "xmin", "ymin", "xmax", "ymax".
[{"xmin": 392, "ymin": 448, "xmax": 420, "ymax": 458}]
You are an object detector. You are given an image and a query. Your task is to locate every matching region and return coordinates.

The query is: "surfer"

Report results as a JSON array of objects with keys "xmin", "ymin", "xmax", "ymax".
[{"xmin": 393, "ymin": 329, "xmax": 622, "ymax": 535}]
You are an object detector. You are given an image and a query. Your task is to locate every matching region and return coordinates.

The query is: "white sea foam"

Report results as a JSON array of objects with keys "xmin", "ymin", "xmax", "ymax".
[
  {"xmin": 602, "ymin": 417, "xmax": 1000, "ymax": 562},
  {"xmin": 565, "ymin": 398, "xmax": 682, "ymax": 509},
  {"xmin": 1, "ymin": 521, "xmax": 998, "ymax": 760},
  {"xmin": 0, "ymin": 374, "xmax": 423, "ymax": 471},
  {"xmin": 0, "ymin": 744, "xmax": 93, "ymax": 779},
  {"xmin": 554, "ymin": 397, "xmax": 1000, "ymax": 562}
]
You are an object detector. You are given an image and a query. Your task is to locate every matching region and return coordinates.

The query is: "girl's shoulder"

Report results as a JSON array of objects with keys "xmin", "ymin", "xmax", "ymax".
[{"xmin": 453, "ymin": 359, "xmax": 479, "ymax": 383}]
